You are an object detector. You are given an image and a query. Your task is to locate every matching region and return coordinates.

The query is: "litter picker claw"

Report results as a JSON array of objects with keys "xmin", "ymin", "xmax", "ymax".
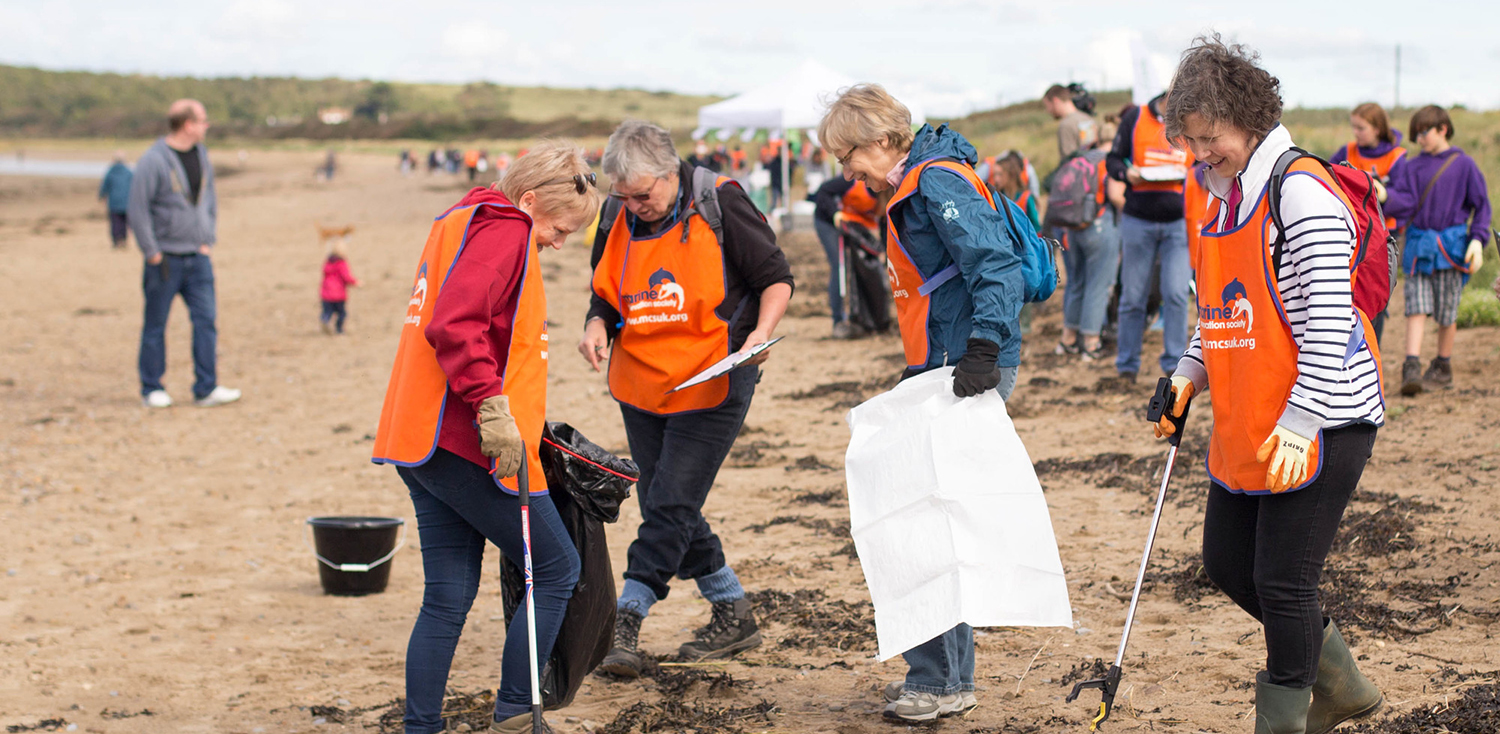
[{"xmin": 1065, "ymin": 377, "xmax": 1190, "ymax": 730}]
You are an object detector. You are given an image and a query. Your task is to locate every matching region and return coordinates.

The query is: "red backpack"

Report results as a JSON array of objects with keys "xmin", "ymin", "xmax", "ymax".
[{"xmin": 1267, "ymin": 147, "xmax": 1395, "ymax": 319}]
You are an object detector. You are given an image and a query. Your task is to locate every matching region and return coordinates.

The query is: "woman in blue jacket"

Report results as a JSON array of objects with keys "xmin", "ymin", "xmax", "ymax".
[{"xmin": 818, "ymin": 83, "xmax": 1025, "ymax": 723}]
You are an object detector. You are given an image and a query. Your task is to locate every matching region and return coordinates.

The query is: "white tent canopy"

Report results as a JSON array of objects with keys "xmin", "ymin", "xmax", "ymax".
[{"xmin": 693, "ymin": 59, "xmax": 925, "ymax": 140}]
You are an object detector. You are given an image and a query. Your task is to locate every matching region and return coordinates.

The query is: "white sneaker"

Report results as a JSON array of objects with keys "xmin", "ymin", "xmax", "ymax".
[
  {"xmin": 142, "ymin": 390, "xmax": 173, "ymax": 408},
  {"xmin": 882, "ymin": 689, "xmax": 973, "ymax": 721},
  {"xmin": 194, "ymin": 386, "xmax": 242, "ymax": 407}
]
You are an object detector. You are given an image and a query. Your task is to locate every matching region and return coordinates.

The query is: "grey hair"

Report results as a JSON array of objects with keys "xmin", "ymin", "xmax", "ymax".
[{"xmin": 602, "ymin": 120, "xmax": 680, "ymax": 182}]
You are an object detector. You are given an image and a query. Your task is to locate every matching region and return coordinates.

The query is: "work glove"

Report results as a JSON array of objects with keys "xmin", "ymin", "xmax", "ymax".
[
  {"xmin": 833, "ymin": 211, "xmax": 846, "ymax": 227},
  {"xmin": 1465, "ymin": 239, "xmax": 1484, "ymax": 272},
  {"xmin": 1152, "ymin": 375, "xmax": 1195, "ymax": 439},
  {"xmin": 1371, "ymin": 178, "xmax": 1388, "ymax": 204},
  {"xmin": 1256, "ymin": 425, "xmax": 1314, "ymax": 493},
  {"xmin": 477, "ymin": 395, "xmax": 524, "ymax": 478},
  {"xmin": 952, "ymin": 338, "xmax": 1001, "ymax": 398}
]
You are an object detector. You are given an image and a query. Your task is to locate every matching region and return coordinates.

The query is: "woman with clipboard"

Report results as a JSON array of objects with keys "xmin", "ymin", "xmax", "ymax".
[{"xmin": 577, "ymin": 121, "xmax": 794, "ymax": 679}]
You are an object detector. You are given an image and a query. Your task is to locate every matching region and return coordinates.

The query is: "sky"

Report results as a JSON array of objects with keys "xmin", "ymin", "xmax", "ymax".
[{"xmin": 2, "ymin": 0, "xmax": 1497, "ymax": 118}]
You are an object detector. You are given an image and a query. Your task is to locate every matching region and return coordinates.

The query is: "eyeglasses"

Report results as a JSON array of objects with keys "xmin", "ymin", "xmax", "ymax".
[
  {"xmin": 836, "ymin": 145, "xmax": 861, "ymax": 167},
  {"xmin": 544, "ymin": 172, "xmax": 597, "ymax": 194},
  {"xmin": 608, "ymin": 177, "xmax": 659, "ymax": 203}
]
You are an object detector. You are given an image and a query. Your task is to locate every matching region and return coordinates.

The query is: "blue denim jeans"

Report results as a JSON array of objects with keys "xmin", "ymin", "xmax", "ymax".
[
  {"xmin": 397, "ymin": 449, "xmax": 581, "ymax": 734},
  {"xmin": 814, "ymin": 217, "xmax": 844, "ymax": 323},
  {"xmin": 901, "ymin": 367, "xmax": 1016, "ymax": 694},
  {"xmin": 1061, "ymin": 216, "xmax": 1120, "ymax": 336},
  {"xmin": 618, "ymin": 366, "xmax": 757, "ymax": 601},
  {"xmin": 1115, "ymin": 213, "xmax": 1190, "ymax": 375},
  {"xmin": 139, "ymin": 253, "xmax": 218, "ymax": 399}
]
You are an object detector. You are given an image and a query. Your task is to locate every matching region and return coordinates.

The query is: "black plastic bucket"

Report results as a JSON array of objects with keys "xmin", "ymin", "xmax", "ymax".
[{"xmin": 306, "ymin": 516, "xmax": 405, "ymax": 596}]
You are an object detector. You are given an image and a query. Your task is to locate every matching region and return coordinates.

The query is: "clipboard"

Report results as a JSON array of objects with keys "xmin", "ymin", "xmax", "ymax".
[
  {"xmin": 1138, "ymin": 165, "xmax": 1186, "ymax": 182},
  {"xmin": 668, "ymin": 337, "xmax": 784, "ymax": 393}
]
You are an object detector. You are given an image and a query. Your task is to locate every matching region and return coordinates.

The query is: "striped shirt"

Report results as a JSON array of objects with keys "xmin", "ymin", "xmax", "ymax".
[{"xmin": 1177, "ymin": 126, "xmax": 1384, "ymax": 438}]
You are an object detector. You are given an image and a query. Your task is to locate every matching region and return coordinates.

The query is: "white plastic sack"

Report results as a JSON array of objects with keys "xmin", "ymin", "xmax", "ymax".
[{"xmin": 845, "ymin": 368, "xmax": 1073, "ymax": 661}]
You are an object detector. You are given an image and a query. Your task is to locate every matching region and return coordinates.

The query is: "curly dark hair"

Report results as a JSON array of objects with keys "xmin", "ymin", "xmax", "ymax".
[{"xmin": 1163, "ymin": 34, "xmax": 1282, "ymax": 142}]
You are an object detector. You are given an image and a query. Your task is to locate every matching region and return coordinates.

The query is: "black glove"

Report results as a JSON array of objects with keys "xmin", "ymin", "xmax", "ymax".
[{"xmin": 952, "ymin": 338, "xmax": 1001, "ymax": 398}]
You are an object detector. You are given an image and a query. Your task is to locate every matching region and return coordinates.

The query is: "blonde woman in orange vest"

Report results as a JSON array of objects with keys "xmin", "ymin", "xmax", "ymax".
[
  {"xmin": 1156, "ymin": 36, "xmax": 1384, "ymax": 734},
  {"xmin": 372, "ymin": 142, "xmax": 602, "ymax": 734},
  {"xmin": 1329, "ymin": 102, "xmax": 1407, "ymax": 343},
  {"xmin": 579, "ymin": 121, "xmax": 794, "ymax": 678}
]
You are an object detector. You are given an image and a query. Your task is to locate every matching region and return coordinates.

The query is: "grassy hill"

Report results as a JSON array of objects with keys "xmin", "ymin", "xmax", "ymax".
[{"xmin": 0, "ymin": 64, "xmax": 720, "ymax": 139}]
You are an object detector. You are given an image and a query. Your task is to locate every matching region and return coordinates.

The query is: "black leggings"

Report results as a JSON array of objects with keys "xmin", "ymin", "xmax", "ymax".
[{"xmin": 1200, "ymin": 423, "xmax": 1378, "ymax": 688}]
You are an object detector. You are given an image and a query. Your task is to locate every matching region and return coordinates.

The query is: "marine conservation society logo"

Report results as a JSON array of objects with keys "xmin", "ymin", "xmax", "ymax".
[
  {"xmin": 623, "ymin": 268, "xmax": 689, "ymax": 326},
  {"xmin": 1198, "ymin": 277, "xmax": 1256, "ymax": 350},
  {"xmin": 405, "ymin": 262, "xmax": 428, "ymax": 327}
]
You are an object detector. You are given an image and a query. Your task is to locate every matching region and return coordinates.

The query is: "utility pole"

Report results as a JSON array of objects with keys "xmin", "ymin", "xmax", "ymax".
[{"xmin": 1394, "ymin": 44, "xmax": 1401, "ymax": 110}]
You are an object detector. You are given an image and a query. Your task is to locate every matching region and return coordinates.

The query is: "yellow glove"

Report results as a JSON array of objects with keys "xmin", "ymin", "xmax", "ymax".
[
  {"xmin": 1371, "ymin": 178, "xmax": 1388, "ymax": 204},
  {"xmin": 1465, "ymin": 239, "xmax": 1484, "ymax": 272},
  {"xmin": 1256, "ymin": 426, "xmax": 1313, "ymax": 493},
  {"xmin": 477, "ymin": 395, "xmax": 524, "ymax": 478},
  {"xmin": 1153, "ymin": 375, "xmax": 1194, "ymax": 439},
  {"xmin": 833, "ymin": 211, "xmax": 846, "ymax": 226}
]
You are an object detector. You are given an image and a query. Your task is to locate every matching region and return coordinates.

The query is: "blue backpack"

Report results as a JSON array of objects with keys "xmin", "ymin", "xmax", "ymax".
[{"xmin": 993, "ymin": 190, "xmax": 1059, "ymax": 303}]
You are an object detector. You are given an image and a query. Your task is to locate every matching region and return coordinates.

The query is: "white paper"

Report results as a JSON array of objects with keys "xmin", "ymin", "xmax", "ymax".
[
  {"xmin": 1138, "ymin": 165, "xmax": 1186, "ymax": 182},
  {"xmin": 669, "ymin": 337, "xmax": 783, "ymax": 393},
  {"xmin": 844, "ymin": 368, "xmax": 1073, "ymax": 661}
]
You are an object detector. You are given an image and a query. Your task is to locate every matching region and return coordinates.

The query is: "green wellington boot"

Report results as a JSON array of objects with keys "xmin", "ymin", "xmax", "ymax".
[
  {"xmin": 1255, "ymin": 671, "xmax": 1312, "ymax": 734},
  {"xmin": 1307, "ymin": 620, "xmax": 1383, "ymax": 734}
]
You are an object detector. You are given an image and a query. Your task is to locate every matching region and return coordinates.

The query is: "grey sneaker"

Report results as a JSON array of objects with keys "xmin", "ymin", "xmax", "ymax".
[
  {"xmin": 883, "ymin": 680, "xmax": 904, "ymax": 702},
  {"xmin": 491, "ymin": 711, "xmax": 552, "ymax": 733},
  {"xmin": 596, "ymin": 608, "xmax": 645, "ymax": 678},
  {"xmin": 677, "ymin": 598, "xmax": 761, "ymax": 661},
  {"xmin": 881, "ymin": 689, "xmax": 973, "ymax": 722}
]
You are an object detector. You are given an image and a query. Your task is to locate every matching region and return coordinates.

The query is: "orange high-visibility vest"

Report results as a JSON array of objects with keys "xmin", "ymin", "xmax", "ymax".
[
  {"xmin": 372, "ymin": 202, "xmax": 549, "ymax": 494},
  {"xmin": 1131, "ymin": 105, "xmax": 1194, "ymax": 194},
  {"xmin": 591, "ymin": 178, "xmax": 736, "ymax": 415},
  {"xmin": 840, "ymin": 180, "xmax": 880, "ymax": 229},
  {"xmin": 885, "ymin": 159, "xmax": 994, "ymax": 369},
  {"xmin": 1344, "ymin": 142, "xmax": 1404, "ymax": 230},
  {"xmin": 1184, "ymin": 164, "xmax": 1210, "ymax": 261},
  {"xmin": 1194, "ymin": 158, "xmax": 1380, "ymax": 494}
]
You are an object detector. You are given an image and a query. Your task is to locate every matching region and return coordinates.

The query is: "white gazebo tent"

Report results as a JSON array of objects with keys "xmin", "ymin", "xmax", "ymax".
[{"xmin": 694, "ymin": 59, "xmax": 925, "ymax": 226}]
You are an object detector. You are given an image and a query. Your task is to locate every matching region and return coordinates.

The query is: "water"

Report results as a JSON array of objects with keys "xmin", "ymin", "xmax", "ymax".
[{"xmin": 0, "ymin": 156, "xmax": 113, "ymax": 179}]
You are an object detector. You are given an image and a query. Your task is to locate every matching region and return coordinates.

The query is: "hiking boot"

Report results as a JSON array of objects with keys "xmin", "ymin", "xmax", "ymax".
[
  {"xmin": 881, "ymin": 681, "xmax": 975, "ymax": 712},
  {"xmin": 491, "ymin": 711, "xmax": 552, "ymax": 734},
  {"xmin": 1399, "ymin": 357, "xmax": 1423, "ymax": 396},
  {"xmin": 1307, "ymin": 620, "xmax": 1383, "ymax": 734},
  {"xmin": 1117, "ymin": 371, "xmax": 1137, "ymax": 384},
  {"xmin": 881, "ymin": 689, "xmax": 972, "ymax": 722},
  {"xmin": 677, "ymin": 598, "xmax": 761, "ymax": 661},
  {"xmin": 596, "ymin": 609, "xmax": 646, "ymax": 678},
  {"xmin": 1254, "ymin": 671, "xmax": 1312, "ymax": 734},
  {"xmin": 1422, "ymin": 357, "xmax": 1452, "ymax": 389}
]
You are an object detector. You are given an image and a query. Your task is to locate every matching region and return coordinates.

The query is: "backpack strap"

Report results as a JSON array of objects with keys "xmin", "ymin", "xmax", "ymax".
[
  {"xmin": 1267, "ymin": 146, "xmax": 1314, "ymax": 277},
  {"xmin": 688, "ymin": 166, "xmax": 725, "ymax": 244},
  {"xmin": 596, "ymin": 197, "xmax": 623, "ymax": 239}
]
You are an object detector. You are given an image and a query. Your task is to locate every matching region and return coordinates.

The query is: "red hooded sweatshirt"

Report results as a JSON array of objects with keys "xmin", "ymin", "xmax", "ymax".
[{"xmin": 427, "ymin": 187, "xmax": 533, "ymax": 469}]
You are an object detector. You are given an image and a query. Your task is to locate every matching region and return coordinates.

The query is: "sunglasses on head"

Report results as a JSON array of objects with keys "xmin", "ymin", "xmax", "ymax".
[{"xmin": 544, "ymin": 172, "xmax": 597, "ymax": 194}]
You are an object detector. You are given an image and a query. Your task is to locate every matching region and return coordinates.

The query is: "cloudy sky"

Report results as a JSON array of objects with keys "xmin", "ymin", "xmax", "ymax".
[{"xmin": 2, "ymin": 0, "xmax": 1495, "ymax": 117}]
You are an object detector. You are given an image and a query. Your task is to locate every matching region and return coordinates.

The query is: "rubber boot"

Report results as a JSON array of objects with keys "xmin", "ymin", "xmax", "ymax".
[
  {"xmin": 1307, "ymin": 620, "xmax": 1383, "ymax": 734},
  {"xmin": 1255, "ymin": 671, "xmax": 1312, "ymax": 734}
]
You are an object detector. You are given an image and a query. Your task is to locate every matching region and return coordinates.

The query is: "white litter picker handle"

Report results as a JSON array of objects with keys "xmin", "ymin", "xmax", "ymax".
[{"xmin": 304, "ymin": 521, "xmax": 407, "ymax": 573}]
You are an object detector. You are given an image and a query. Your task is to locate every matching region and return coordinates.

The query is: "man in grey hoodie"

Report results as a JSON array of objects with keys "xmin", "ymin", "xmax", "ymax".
[{"xmin": 128, "ymin": 99, "xmax": 240, "ymax": 408}]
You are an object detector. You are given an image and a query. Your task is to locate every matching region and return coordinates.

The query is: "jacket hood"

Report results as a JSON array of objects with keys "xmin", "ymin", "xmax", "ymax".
[
  {"xmin": 1205, "ymin": 123, "xmax": 1294, "ymax": 224},
  {"xmin": 1355, "ymin": 128, "xmax": 1403, "ymax": 158},
  {"xmin": 457, "ymin": 186, "xmax": 513, "ymax": 208},
  {"xmin": 907, "ymin": 124, "xmax": 979, "ymax": 169}
]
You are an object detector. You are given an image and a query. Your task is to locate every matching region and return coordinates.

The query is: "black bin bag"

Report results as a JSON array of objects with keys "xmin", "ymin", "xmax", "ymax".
[{"xmin": 501, "ymin": 421, "xmax": 637, "ymax": 709}]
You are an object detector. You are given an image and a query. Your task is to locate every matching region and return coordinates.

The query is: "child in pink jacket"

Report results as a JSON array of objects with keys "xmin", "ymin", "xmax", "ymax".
[{"xmin": 320, "ymin": 240, "xmax": 360, "ymax": 334}]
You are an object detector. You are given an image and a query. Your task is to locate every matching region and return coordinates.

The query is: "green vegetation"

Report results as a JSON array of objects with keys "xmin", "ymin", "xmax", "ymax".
[{"xmin": 0, "ymin": 64, "xmax": 720, "ymax": 139}]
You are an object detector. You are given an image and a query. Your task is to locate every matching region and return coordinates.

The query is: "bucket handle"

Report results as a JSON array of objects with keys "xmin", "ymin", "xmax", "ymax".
[{"xmin": 303, "ymin": 519, "xmax": 407, "ymax": 573}]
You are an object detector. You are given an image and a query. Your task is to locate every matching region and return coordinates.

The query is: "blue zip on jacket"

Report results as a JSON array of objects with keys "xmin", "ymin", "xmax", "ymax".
[{"xmin": 889, "ymin": 124, "xmax": 1025, "ymax": 369}]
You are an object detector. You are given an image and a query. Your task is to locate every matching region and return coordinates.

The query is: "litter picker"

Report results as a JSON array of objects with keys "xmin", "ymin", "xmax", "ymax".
[
  {"xmin": 517, "ymin": 443, "xmax": 545, "ymax": 734},
  {"xmin": 837, "ymin": 223, "xmax": 850, "ymax": 324},
  {"xmin": 1065, "ymin": 377, "xmax": 1191, "ymax": 730}
]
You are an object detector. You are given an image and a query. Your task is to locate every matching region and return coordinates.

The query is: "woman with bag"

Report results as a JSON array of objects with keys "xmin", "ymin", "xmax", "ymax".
[
  {"xmin": 1153, "ymin": 36, "xmax": 1385, "ymax": 734},
  {"xmin": 372, "ymin": 142, "xmax": 602, "ymax": 734},
  {"xmin": 818, "ymin": 83, "xmax": 1026, "ymax": 723}
]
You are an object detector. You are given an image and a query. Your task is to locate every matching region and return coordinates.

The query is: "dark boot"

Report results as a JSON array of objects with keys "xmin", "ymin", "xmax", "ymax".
[
  {"xmin": 1255, "ymin": 671, "xmax": 1312, "ymax": 734},
  {"xmin": 1307, "ymin": 620, "xmax": 1383, "ymax": 734},
  {"xmin": 1399, "ymin": 357, "xmax": 1424, "ymax": 396},
  {"xmin": 596, "ymin": 608, "xmax": 645, "ymax": 678},
  {"xmin": 677, "ymin": 598, "xmax": 762, "ymax": 661},
  {"xmin": 1423, "ymin": 357, "xmax": 1453, "ymax": 389}
]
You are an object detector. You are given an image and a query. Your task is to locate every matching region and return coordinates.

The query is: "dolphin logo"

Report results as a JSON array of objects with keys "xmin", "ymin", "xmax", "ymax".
[
  {"xmin": 886, "ymin": 258, "xmax": 899, "ymax": 287},
  {"xmin": 648, "ymin": 268, "xmax": 685, "ymax": 311},
  {"xmin": 410, "ymin": 263, "xmax": 429, "ymax": 312},
  {"xmin": 1231, "ymin": 297, "xmax": 1254, "ymax": 332},
  {"xmin": 1221, "ymin": 278, "xmax": 1248, "ymax": 307}
]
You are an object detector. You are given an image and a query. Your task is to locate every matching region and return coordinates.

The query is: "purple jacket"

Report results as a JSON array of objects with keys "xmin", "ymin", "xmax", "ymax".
[
  {"xmin": 1328, "ymin": 130, "xmax": 1408, "ymax": 183},
  {"xmin": 1382, "ymin": 147, "xmax": 1491, "ymax": 244}
]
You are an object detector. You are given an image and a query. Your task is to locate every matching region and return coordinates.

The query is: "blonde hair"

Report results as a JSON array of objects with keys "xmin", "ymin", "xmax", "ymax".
[
  {"xmin": 328, "ymin": 238, "xmax": 349, "ymax": 260},
  {"xmin": 818, "ymin": 84, "xmax": 914, "ymax": 158},
  {"xmin": 498, "ymin": 140, "xmax": 602, "ymax": 223}
]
